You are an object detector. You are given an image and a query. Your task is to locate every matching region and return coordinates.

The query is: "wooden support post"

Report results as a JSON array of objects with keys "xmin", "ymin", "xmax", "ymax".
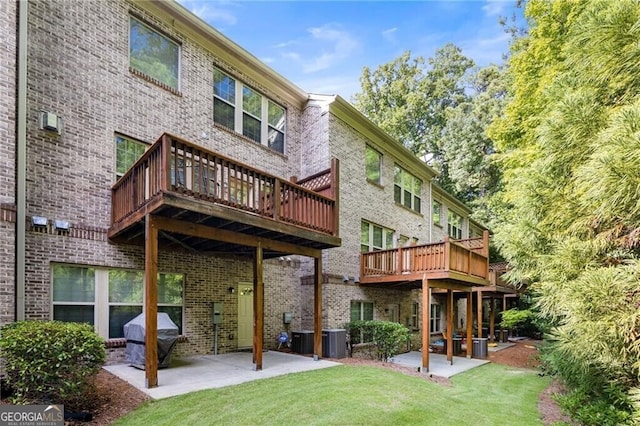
[
  {"xmin": 313, "ymin": 256, "xmax": 323, "ymax": 360},
  {"xmin": 466, "ymin": 291, "xmax": 473, "ymax": 358},
  {"xmin": 253, "ymin": 243, "xmax": 264, "ymax": 370},
  {"xmin": 482, "ymin": 230, "xmax": 490, "ymax": 279},
  {"xmin": 331, "ymin": 158, "xmax": 340, "ymax": 237},
  {"xmin": 477, "ymin": 289, "xmax": 483, "ymax": 338},
  {"xmin": 489, "ymin": 297, "xmax": 495, "ymax": 343},
  {"xmin": 421, "ymin": 278, "xmax": 430, "ymax": 372},
  {"xmin": 446, "ymin": 289, "xmax": 453, "ymax": 364},
  {"xmin": 144, "ymin": 215, "xmax": 158, "ymax": 388}
]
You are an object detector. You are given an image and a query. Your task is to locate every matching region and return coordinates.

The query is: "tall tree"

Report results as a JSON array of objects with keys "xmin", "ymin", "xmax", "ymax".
[
  {"xmin": 440, "ymin": 65, "xmax": 507, "ymax": 210},
  {"xmin": 352, "ymin": 44, "xmax": 474, "ymax": 193},
  {"xmin": 490, "ymin": 0, "xmax": 640, "ymax": 422}
]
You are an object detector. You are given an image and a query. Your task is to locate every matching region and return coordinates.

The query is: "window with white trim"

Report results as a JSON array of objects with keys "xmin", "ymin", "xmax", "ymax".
[
  {"xmin": 433, "ymin": 200, "xmax": 442, "ymax": 226},
  {"xmin": 213, "ymin": 67, "xmax": 286, "ymax": 154},
  {"xmin": 129, "ymin": 16, "xmax": 180, "ymax": 91},
  {"xmin": 350, "ymin": 300, "xmax": 374, "ymax": 343},
  {"xmin": 448, "ymin": 210, "xmax": 464, "ymax": 239},
  {"xmin": 409, "ymin": 302, "xmax": 419, "ymax": 329},
  {"xmin": 361, "ymin": 221, "xmax": 394, "ymax": 252},
  {"xmin": 365, "ymin": 145, "xmax": 382, "ymax": 184},
  {"xmin": 430, "ymin": 303, "xmax": 441, "ymax": 333},
  {"xmin": 394, "ymin": 165, "xmax": 422, "ymax": 213},
  {"xmin": 52, "ymin": 265, "xmax": 184, "ymax": 339},
  {"xmin": 115, "ymin": 134, "xmax": 148, "ymax": 180}
]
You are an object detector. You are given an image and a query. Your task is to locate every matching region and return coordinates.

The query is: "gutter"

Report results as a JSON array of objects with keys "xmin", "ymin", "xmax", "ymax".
[{"xmin": 15, "ymin": 0, "xmax": 28, "ymax": 321}]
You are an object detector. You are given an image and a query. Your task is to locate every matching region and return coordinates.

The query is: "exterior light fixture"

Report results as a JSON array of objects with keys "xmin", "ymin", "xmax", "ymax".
[
  {"xmin": 54, "ymin": 220, "xmax": 70, "ymax": 231},
  {"xmin": 32, "ymin": 216, "xmax": 48, "ymax": 227},
  {"xmin": 228, "ymin": 286, "xmax": 235, "ymax": 294}
]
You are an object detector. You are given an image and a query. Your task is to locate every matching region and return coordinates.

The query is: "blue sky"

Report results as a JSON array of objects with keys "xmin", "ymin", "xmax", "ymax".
[{"xmin": 177, "ymin": 1, "xmax": 521, "ymax": 100}]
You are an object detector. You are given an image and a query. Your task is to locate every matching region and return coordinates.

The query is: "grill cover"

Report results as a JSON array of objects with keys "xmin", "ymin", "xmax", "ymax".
[{"xmin": 124, "ymin": 312, "xmax": 179, "ymax": 369}]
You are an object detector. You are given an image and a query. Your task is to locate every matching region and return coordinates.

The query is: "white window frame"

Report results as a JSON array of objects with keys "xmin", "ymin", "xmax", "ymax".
[
  {"xmin": 350, "ymin": 300, "xmax": 374, "ymax": 322},
  {"xmin": 430, "ymin": 303, "xmax": 441, "ymax": 333},
  {"xmin": 361, "ymin": 220, "xmax": 394, "ymax": 252},
  {"xmin": 52, "ymin": 265, "xmax": 184, "ymax": 339},
  {"xmin": 433, "ymin": 200, "xmax": 442, "ymax": 226},
  {"xmin": 447, "ymin": 210, "xmax": 464, "ymax": 239},
  {"xmin": 409, "ymin": 302, "xmax": 419, "ymax": 329},
  {"xmin": 394, "ymin": 165, "xmax": 422, "ymax": 213},
  {"xmin": 213, "ymin": 67, "xmax": 286, "ymax": 154},
  {"xmin": 115, "ymin": 134, "xmax": 149, "ymax": 180},
  {"xmin": 129, "ymin": 16, "xmax": 181, "ymax": 92},
  {"xmin": 365, "ymin": 145, "xmax": 382, "ymax": 185}
]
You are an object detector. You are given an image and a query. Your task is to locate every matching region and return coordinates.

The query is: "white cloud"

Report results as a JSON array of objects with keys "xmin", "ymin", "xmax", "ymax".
[
  {"xmin": 303, "ymin": 24, "xmax": 359, "ymax": 73},
  {"xmin": 177, "ymin": 0, "xmax": 238, "ymax": 27},
  {"xmin": 482, "ymin": 0, "xmax": 508, "ymax": 18},
  {"xmin": 382, "ymin": 27, "xmax": 398, "ymax": 43},
  {"xmin": 296, "ymin": 73, "xmax": 363, "ymax": 100},
  {"xmin": 459, "ymin": 31, "xmax": 511, "ymax": 66}
]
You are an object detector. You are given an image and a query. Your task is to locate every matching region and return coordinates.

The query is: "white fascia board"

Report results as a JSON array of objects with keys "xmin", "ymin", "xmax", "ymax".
[
  {"xmin": 135, "ymin": 0, "xmax": 309, "ymax": 107},
  {"xmin": 312, "ymin": 94, "xmax": 438, "ymax": 181}
]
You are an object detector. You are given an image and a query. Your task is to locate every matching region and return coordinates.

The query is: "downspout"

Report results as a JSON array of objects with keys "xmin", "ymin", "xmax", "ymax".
[
  {"xmin": 428, "ymin": 180, "xmax": 433, "ymax": 243},
  {"xmin": 15, "ymin": 0, "xmax": 28, "ymax": 321}
]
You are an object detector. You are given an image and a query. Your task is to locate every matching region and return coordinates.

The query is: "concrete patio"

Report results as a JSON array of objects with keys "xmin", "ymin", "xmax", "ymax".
[
  {"xmin": 104, "ymin": 343, "xmax": 515, "ymax": 399},
  {"xmin": 104, "ymin": 351, "xmax": 341, "ymax": 399}
]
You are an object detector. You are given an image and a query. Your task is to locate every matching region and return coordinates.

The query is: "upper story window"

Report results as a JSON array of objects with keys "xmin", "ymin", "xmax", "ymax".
[
  {"xmin": 433, "ymin": 200, "xmax": 442, "ymax": 226},
  {"xmin": 213, "ymin": 67, "xmax": 286, "ymax": 154},
  {"xmin": 129, "ymin": 17, "xmax": 180, "ymax": 92},
  {"xmin": 448, "ymin": 210, "xmax": 464, "ymax": 239},
  {"xmin": 361, "ymin": 220, "xmax": 394, "ymax": 252},
  {"xmin": 365, "ymin": 145, "xmax": 382, "ymax": 185},
  {"xmin": 394, "ymin": 166, "xmax": 422, "ymax": 213},
  {"xmin": 115, "ymin": 134, "xmax": 148, "ymax": 180}
]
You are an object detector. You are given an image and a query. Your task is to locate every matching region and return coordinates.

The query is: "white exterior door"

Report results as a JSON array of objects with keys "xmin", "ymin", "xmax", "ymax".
[{"xmin": 237, "ymin": 282, "xmax": 254, "ymax": 348}]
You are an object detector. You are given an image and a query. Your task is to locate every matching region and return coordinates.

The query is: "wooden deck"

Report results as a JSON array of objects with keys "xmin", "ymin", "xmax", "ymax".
[
  {"xmin": 359, "ymin": 231, "xmax": 490, "ymax": 289},
  {"xmin": 109, "ymin": 133, "xmax": 340, "ymax": 257}
]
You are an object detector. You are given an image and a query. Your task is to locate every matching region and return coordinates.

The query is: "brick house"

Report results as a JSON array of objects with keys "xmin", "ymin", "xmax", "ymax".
[{"xmin": 1, "ymin": 0, "xmax": 491, "ymax": 386}]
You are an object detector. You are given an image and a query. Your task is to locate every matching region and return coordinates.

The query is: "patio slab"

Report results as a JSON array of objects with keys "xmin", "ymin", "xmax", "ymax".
[
  {"xmin": 104, "ymin": 351, "xmax": 341, "ymax": 399},
  {"xmin": 391, "ymin": 351, "xmax": 490, "ymax": 378}
]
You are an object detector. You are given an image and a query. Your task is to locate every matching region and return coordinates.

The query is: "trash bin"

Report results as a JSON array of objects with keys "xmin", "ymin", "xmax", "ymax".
[
  {"xmin": 499, "ymin": 329, "xmax": 509, "ymax": 343},
  {"xmin": 322, "ymin": 329, "xmax": 346, "ymax": 359},
  {"xmin": 472, "ymin": 337, "xmax": 488, "ymax": 359},
  {"xmin": 291, "ymin": 330, "xmax": 314, "ymax": 354},
  {"xmin": 124, "ymin": 312, "xmax": 179, "ymax": 369},
  {"xmin": 452, "ymin": 338, "xmax": 462, "ymax": 356}
]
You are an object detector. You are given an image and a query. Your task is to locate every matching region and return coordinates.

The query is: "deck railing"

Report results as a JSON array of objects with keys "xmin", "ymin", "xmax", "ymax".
[
  {"xmin": 111, "ymin": 133, "xmax": 338, "ymax": 235},
  {"xmin": 360, "ymin": 232, "xmax": 490, "ymax": 280}
]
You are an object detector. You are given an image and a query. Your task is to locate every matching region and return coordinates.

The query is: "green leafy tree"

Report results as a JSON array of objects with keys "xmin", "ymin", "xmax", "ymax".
[
  {"xmin": 352, "ymin": 45, "xmax": 474, "ymax": 192},
  {"xmin": 490, "ymin": 0, "xmax": 640, "ymax": 422},
  {"xmin": 440, "ymin": 65, "xmax": 506, "ymax": 214},
  {"xmin": 352, "ymin": 45, "xmax": 505, "ymax": 220}
]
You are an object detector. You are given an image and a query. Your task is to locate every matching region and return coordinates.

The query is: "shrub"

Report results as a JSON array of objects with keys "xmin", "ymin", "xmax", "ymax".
[
  {"xmin": 500, "ymin": 308, "xmax": 546, "ymax": 338},
  {"xmin": 0, "ymin": 321, "xmax": 106, "ymax": 405},
  {"xmin": 345, "ymin": 320, "xmax": 409, "ymax": 361}
]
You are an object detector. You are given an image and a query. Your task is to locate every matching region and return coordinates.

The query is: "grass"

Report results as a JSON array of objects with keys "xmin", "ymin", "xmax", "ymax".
[{"xmin": 114, "ymin": 363, "xmax": 550, "ymax": 426}]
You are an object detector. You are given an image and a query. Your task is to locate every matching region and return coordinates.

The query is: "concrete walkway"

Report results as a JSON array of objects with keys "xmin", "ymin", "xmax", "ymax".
[
  {"xmin": 391, "ymin": 352, "xmax": 489, "ymax": 378},
  {"xmin": 104, "ymin": 351, "xmax": 341, "ymax": 399}
]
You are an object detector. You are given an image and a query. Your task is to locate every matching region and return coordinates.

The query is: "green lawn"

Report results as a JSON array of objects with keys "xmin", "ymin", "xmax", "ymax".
[{"xmin": 115, "ymin": 363, "xmax": 550, "ymax": 426}]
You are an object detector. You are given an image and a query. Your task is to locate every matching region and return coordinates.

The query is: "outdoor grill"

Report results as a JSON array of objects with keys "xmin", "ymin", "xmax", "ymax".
[{"xmin": 124, "ymin": 312, "xmax": 179, "ymax": 369}]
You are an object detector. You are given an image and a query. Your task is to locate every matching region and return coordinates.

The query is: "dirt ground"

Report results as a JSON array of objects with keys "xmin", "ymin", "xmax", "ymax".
[{"xmin": 61, "ymin": 339, "xmax": 571, "ymax": 425}]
